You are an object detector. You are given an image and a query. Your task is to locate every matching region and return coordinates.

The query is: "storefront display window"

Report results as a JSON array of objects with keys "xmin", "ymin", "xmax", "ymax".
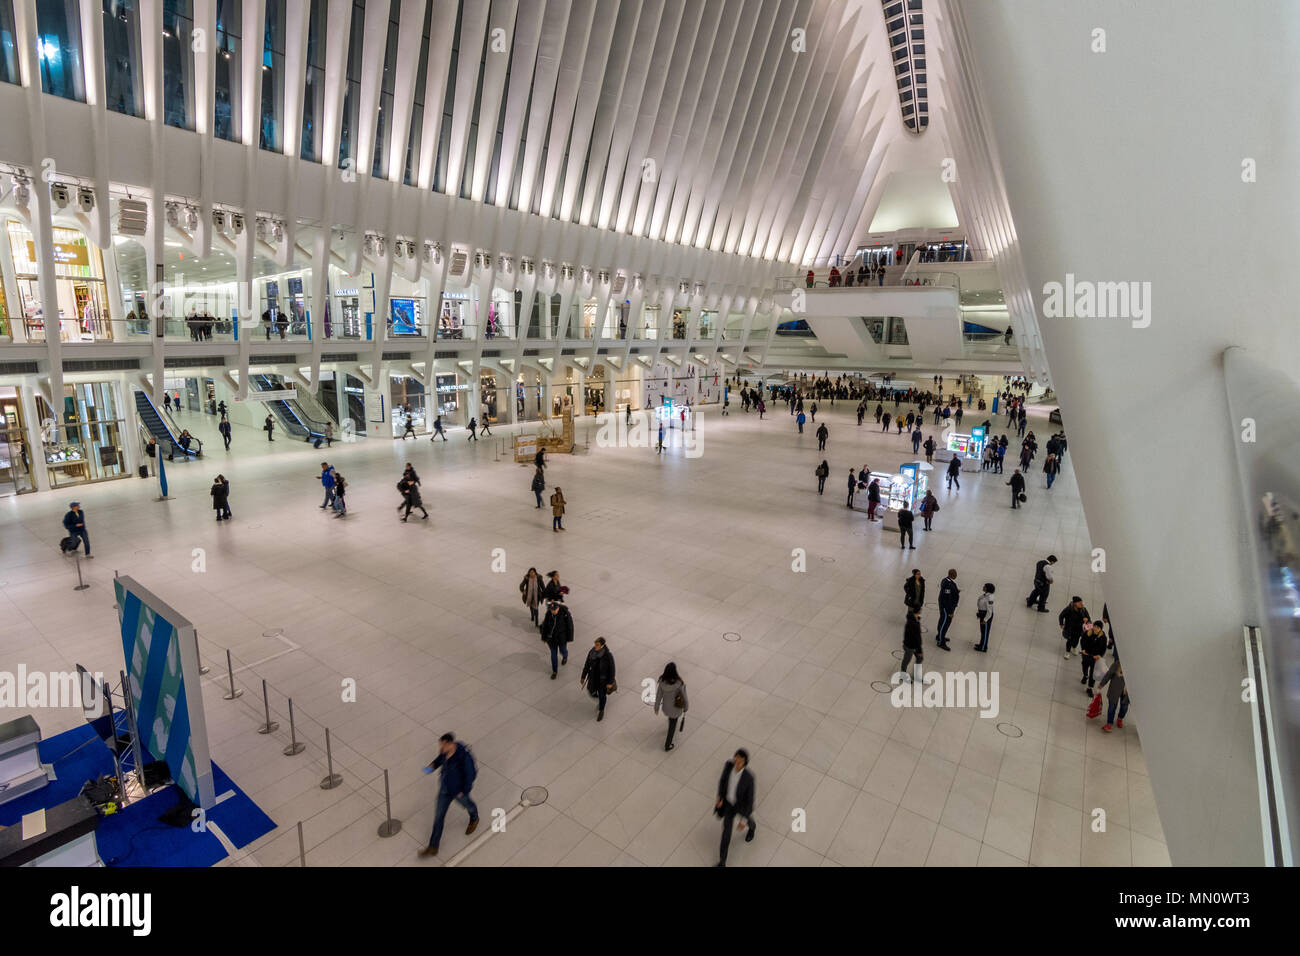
[
  {"xmin": 0, "ymin": 386, "xmax": 35, "ymax": 496},
  {"xmin": 479, "ymin": 371, "xmax": 500, "ymax": 423},
  {"xmin": 36, "ymin": 382, "xmax": 127, "ymax": 488},
  {"xmin": 434, "ymin": 374, "xmax": 467, "ymax": 425},
  {"xmin": 390, "ymin": 375, "xmax": 426, "ymax": 435},
  {"xmin": 7, "ymin": 221, "xmax": 110, "ymax": 341}
]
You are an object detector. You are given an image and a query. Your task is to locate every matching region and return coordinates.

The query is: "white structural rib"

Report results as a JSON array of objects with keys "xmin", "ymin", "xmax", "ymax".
[
  {"xmin": 556, "ymin": 0, "xmax": 622, "ymax": 223},
  {"xmin": 516, "ymin": 0, "xmax": 572, "ymax": 214},
  {"xmin": 470, "ymin": 0, "xmax": 519, "ymax": 201},
  {"xmin": 493, "ymin": 0, "xmax": 546, "ymax": 205},
  {"xmin": 538, "ymin": 0, "xmax": 597, "ymax": 219},
  {"xmin": 445, "ymin": 0, "xmax": 490, "ymax": 198}
]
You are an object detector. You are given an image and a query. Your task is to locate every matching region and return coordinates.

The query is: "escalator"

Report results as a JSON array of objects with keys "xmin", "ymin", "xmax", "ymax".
[
  {"xmin": 134, "ymin": 390, "xmax": 201, "ymax": 461},
  {"xmin": 251, "ymin": 374, "xmax": 330, "ymax": 443}
]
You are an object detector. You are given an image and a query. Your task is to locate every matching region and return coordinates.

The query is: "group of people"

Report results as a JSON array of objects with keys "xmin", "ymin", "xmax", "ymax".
[
  {"xmin": 807, "ymin": 261, "xmax": 888, "ymax": 288},
  {"xmin": 318, "ymin": 461, "xmax": 348, "ymax": 517},
  {"xmin": 899, "ymin": 568, "xmax": 998, "ymax": 679},
  {"xmin": 185, "ymin": 310, "xmax": 221, "ymax": 340}
]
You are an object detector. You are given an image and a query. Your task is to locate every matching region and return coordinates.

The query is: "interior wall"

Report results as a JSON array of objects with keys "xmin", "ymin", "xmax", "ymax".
[{"xmin": 958, "ymin": 0, "xmax": 1300, "ymax": 865}]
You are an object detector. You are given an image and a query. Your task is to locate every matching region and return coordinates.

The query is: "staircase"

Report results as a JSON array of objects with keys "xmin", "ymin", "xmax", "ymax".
[{"xmin": 134, "ymin": 390, "xmax": 200, "ymax": 461}]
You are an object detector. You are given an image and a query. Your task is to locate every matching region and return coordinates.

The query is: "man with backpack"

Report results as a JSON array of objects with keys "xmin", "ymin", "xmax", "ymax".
[{"xmin": 418, "ymin": 733, "xmax": 480, "ymax": 857}]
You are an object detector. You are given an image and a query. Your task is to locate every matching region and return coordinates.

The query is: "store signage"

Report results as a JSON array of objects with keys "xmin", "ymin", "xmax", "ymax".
[
  {"xmin": 28, "ymin": 239, "xmax": 90, "ymax": 266},
  {"xmin": 233, "ymin": 388, "xmax": 297, "ymax": 402},
  {"xmin": 335, "ymin": 288, "xmax": 359, "ymax": 296},
  {"xmin": 436, "ymin": 383, "xmax": 471, "ymax": 392}
]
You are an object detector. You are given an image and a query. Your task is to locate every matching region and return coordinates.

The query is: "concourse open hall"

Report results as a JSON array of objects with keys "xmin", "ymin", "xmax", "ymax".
[{"xmin": 0, "ymin": 0, "xmax": 1292, "ymax": 936}]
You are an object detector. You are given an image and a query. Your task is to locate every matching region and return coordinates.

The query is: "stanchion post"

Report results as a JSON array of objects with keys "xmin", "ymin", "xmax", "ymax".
[
  {"xmin": 297, "ymin": 821, "xmax": 306, "ymax": 867},
  {"xmin": 257, "ymin": 679, "xmax": 279, "ymax": 734},
  {"xmin": 283, "ymin": 698, "xmax": 306, "ymax": 755},
  {"xmin": 222, "ymin": 648, "xmax": 242, "ymax": 699},
  {"xmin": 319, "ymin": 728, "xmax": 342, "ymax": 789},
  {"xmin": 377, "ymin": 768, "xmax": 402, "ymax": 837},
  {"xmin": 73, "ymin": 555, "xmax": 89, "ymax": 591},
  {"xmin": 195, "ymin": 629, "xmax": 209, "ymax": 675}
]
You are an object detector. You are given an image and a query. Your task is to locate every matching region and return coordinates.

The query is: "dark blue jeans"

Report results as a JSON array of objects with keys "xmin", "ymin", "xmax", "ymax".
[
  {"xmin": 1106, "ymin": 695, "xmax": 1130, "ymax": 724},
  {"xmin": 427, "ymin": 790, "xmax": 479, "ymax": 849},
  {"xmin": 72, "ymin": 530, "xmax": 90, "ymax": 555},
  {"xmin": 549, "ymin": 642, "xmax": 568, "ymax": 673}
]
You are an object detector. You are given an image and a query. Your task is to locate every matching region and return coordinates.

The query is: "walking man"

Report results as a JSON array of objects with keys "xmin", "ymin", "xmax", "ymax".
[
  {"xmin": 816, "ymin": 422, "xmax": 828, "ymax": 451},
  {"xmin": 62, "ymin": 502, "xmax": 91, "ymax": 557},
  {"xmin": 319, "ymin": 462, "xmax": 337, "ymax": 510},
  {"xmin": 401, "ymin": 414, "xmax": 416, "ymax": 440},
  {"xmin": 1080, "ymin": 620, "xmax": 1108, "ymax": 694},
  {"xmin": 714, "ymin": 750, "xmax": 756, "ymax": 867},
  {"xmin": 1025, "ymin": 554, "xmax": 1057, "ymax": 612},
  {"xmin": 946, "ymin": 455, "xmax": 961, "ymax": 490},
  {"xmin": 898, "ymin": 502, "xmax": 915, "ymax": 550},
  {"xmin": 846, "ymin": 469, "xmax": 857, "ymax": 508},
  {"xmin": 418, "ymin": 733, "xmax": 480, "ymax": 857},
  {"xmin": 1007, "ymin": 469, "xmax": 1026, "ymax": 508},
  {"xmin": 218, "ymin": 416, "xmax": 232, "ymax": 450},
  {"xmin": 936, "ymin": 569, "xmax": 959, "ymax": 650},
  {"xmin": 431, "ymin": 415, "xmax": 448, "ymax": 441}
]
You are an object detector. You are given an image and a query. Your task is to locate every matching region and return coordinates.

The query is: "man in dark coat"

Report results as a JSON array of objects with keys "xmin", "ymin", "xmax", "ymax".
[
  {"xmin": 579, "ymin": 637, "xmax": 616, "ymax": 721},
  {"xmin": 1059, "ymin": 596, "xmax": 1091, "ymax": 659},
  {"xmin": 715, "ymin": 749, "xmax": 756, "ymax": 867},
  {"xmin": 62, "ymin": 502, "xmax": 91, "ymax": 556},
  {"xmin": 1007, "ymin": 469, "xmax": 1026, "ymax": 508},
  {"xmin": 540, "ymin": 600, "xmax": 573, "ymax": 678},
  {"xmin": 218, "ymin": 416, "xmax": 232, "ymax": 450}
]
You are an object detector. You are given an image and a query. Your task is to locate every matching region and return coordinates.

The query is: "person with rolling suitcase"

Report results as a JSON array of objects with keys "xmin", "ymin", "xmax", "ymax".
[{"xmin": 62, "ymin": 502, "xmax": 91, "ymax": 557}]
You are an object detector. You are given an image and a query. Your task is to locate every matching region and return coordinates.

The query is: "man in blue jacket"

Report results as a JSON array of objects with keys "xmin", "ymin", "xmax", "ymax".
[
  {"xmin": 936, "ymin": 569, "xmax": 959, "ymax": 650},
  {"xmin": 419, "ymin": 733, "xmax": 480, "ymax": 857},
  {"xmin": 318, "ymin": 462, "xmax": 336, "ymax": 510},
  {"xmin": 62, "ymin": 502, "xmax": 91, "ymax": 557}
]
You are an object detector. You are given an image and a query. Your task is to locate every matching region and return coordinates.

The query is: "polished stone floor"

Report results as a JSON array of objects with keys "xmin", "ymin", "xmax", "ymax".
[{"xmin": 0, "ymin": 395, "xmax": 1167, "ymax": 866}]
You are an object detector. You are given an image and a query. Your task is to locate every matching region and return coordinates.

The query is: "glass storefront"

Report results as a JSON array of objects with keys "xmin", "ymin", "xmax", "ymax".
[
  {"xmin": 0, "ymin": 386, "xmax": 35, "ymax": 496},
  {"xmin": 516, "ymin": 372, "xmax": 544, "ymax": 422},
  {"xmin": 389, "ymin": 375, "xmax": 426, "ymax": 436},
  {"xmin": 583, "ymin": 365, "xmax": 608, "ymax": 415},
  {"xmin": 479, "ymin": 371, "xmax": 500, "ymax": 423},
  {"xmin": 7, "ymin": 221, "xmax": 110, "ymax": 341},
  {"xmin": 36, "ymin": 382, "xmax": 128, "ymax": 488},
  {"xmin": 434, "ymin": 373, "xmax": 467, "ymax": 425}
]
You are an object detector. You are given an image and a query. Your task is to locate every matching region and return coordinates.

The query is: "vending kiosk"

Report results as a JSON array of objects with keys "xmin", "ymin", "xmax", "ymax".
[
  {"xmin": 937, "ymin": 426, "xmax": 985, "ymax": 472},
  {"xmin": 881, "ymin": 463, "xmax": 927, "ymax": 530}
]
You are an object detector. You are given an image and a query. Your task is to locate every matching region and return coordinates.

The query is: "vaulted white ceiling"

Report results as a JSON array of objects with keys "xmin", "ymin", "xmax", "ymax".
[{"xmin": 355, "ymin": 0, "xmax": 928, "ymax": 265}]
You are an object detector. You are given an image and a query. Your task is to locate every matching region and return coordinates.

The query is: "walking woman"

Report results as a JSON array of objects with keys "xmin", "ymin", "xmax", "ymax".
[
  {"xmin": 542, "ymin": 570, "xmax": 568, "ymax": 604},
  {"xmin": 211, "ymin": 474, "xmax": 232, "ymax": 521},
  {"xmin": 520, "ymin": 567, "xmax": 543, "ymax": 626},
  {"xmin": 550, "ymin": 486, "xmax": 566, "ymax": 532},
  {"xmin": 654, "ymin": 662, "xmax": 689, "ymax": 751}
]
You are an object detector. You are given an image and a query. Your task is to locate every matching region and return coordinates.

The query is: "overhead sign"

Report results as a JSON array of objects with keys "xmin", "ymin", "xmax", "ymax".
[
  {"xmin": 233, "ymin": 388, "xmax": 298, "ymax": 402},
  {"xmin": 28, "ymin": 239, "xmax": 90, "ymax": 266}
]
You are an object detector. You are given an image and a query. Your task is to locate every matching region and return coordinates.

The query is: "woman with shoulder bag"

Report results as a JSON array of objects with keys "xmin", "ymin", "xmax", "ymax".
[
  {"xmin": 580, "ymin": 638, "xmax": 616, "ymax": 722},
  {"xmin": 654, "ymin": 662, "xmax": 689, "ymax": 752},
  {"xmin": 520, "ymin": 567, "xmax": 543, "ymax": 626}
]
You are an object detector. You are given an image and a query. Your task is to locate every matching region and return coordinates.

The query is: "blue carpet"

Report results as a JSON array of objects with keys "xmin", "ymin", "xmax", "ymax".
[{"xmin": 1, "ymin": 724, "xmax": 276, "ymax": 866}]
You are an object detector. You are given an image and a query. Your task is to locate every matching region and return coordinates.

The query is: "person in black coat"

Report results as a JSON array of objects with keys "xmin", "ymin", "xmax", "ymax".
[
  {"xmin": 714, "ymin": 749, "xmax": 756, "ymax": 867},
  {"xmin": 899, "ymin": 609, "xmax": 923, "ymax": 682},
  {"xmin": 579, "ymin": 638, "xmax": 616, "ymax": 721},
  {"xmin": 904, "ymin": 569, "xmax": 925, "ymax": 613},
  {"xmin": 540, "ymin": 600, "xmax": 573, "ymax": 678},
  {"xmin": 398, "ymin": 477, "xmax": 428, "ymax": 521},
  {"xmin": 846, "ymin": 469, "xmax": 857, "ymax": 507},
  {"xmin": 264, "ymin": 415, "xmax": 275, "ymax": 441},
  {"xmin": 62, "ymin": 502, "xmax": 91, "ymax": 556},
  {"xmin": 1079, "ymin": 621, "xmax": 1108, "ymax": 694},
  {"xmin": 218, "ymin": 417, "xmax": 232, "ymax": 450},
  {"xmin": 898, "ymin": 504, "xmax": 915, "ymax": 550},
  {"xmin": 1059, "ymin": 597, "xmax": 1090, "ymax": 658},
  {"xmin": 946, "ymin": 455, "xmax": 962, "ymax": 490},
  {"xmin": 1007, "ymin": 469, "xmax": 1026, "ymax": 508},
  {"xmin": 210, "ymin": 475, "xmax": 231, "ymax": 520},
  {"xmin": 816, "ymin": 422, "xmax": 828, "ymax": 451},
  {"xmin": 542, "ymin": 570, "xmax": 566, "ymax": 603}
]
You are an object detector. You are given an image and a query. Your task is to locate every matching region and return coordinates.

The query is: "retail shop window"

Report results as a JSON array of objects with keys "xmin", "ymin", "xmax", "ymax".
[
  {"xmin": 0, "ymin": 386, "xmax": 35, "ymax": 495},
  {"xmin": 6, "ymin": 221, "xmax": 110, "ymax": 342},
  {"xmin": 36, "ymin": 383, "xmax": 128, "ymax": 488}
]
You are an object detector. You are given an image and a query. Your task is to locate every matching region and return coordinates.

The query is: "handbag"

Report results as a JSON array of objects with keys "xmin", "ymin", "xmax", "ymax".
[{"xmin": 607, "ymin": 679, "xmax": 618, "ymax": 693}]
